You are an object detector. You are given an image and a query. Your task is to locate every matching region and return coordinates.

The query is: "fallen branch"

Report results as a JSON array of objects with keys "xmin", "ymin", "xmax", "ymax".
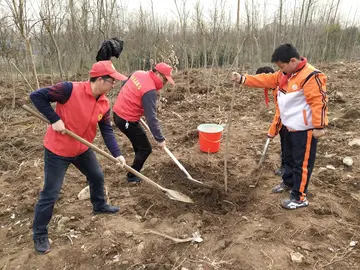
[
  {"xmin": 319, "ymin": 249, "xmax": 354, "ymax": 268},
  {"xmin": 171, "ymin": 111, "xmax": 183, "ymax": 120},
  {"xmin": 143, "ymin": 230, "xmax": 203, "ymax": 243},
  {"xmin": 8, "ymin": 117, "xmax": 37, "ymax": 126},
  {"xmin": 261, "ymin": 249, "xmax": 274, "ymax": 265},
  {"xmin": 65, "ymin": 234, "xmax": 73, "ymax": 245},
  {"xmin": 144, "ymin": 203, "xmax": 155, "ymax": 218}
]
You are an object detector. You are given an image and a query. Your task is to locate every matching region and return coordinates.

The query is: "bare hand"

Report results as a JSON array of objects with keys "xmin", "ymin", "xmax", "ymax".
[
  {"xmin": 52, "ymin": 119, "xmax": 66, "ymax": 134},
  {"xmin": 313, "ymin": 129, "xmax": 326, "ymax": 139},
  {"xmin": 231, "ymin": 72, "xmax": 241, "ymax": 83},
  {"xmin": 157, "ymin": 140, "xmax": 166, "ymax": 149},
  {"xmin": 115, "ymin": 155, "xmax": 126, "ymax": 168}
]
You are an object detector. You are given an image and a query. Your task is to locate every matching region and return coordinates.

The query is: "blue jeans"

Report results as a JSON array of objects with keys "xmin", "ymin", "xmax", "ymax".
[{"xmin": 33, "ymin": 148, "xmax": 106, "ymax": 239}]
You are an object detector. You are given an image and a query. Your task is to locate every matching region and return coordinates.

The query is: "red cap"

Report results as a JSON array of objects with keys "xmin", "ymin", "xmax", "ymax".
[
  {"xmin": 89, "ymin": 61, "xmax": 127, "ymax": 81},
  {"xmin": 154, "ymin": 62, "xmax": 175, "ymax": 85}
]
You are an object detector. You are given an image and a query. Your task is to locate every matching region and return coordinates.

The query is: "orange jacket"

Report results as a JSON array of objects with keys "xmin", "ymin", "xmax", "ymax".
[
  {"xmin": 243, "ymin": 63, "xmax": 328, "ymax": 133},
  {"xmin": 267, "ymin": 87, "xmax": 282, "ymax": 137}
]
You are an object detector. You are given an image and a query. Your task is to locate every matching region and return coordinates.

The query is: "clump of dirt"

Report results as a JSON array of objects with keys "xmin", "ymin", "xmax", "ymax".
[
  {"xmin": 173, "ymin": 129, "xmax": 198, "ymax": 147},
  {"xmin": 340, "ymin": 107, "xmax": 360, "ymax": 120}
]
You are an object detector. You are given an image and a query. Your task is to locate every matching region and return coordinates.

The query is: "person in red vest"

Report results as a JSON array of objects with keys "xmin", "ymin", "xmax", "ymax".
[
  {"xmin": 113, "ymin": 63, "xmax": 175, "ymax": 183},
  {"xmin": 29, "ymin": 60, "xmax": 127, "ymax": 254}
]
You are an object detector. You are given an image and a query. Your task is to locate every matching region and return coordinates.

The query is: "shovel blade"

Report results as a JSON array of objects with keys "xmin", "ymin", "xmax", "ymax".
[
  {"xmin": 187, "ymin": 177, "xmax": 205, "ymax": 185},
  {"xmin": 164, "ymin": 189, "xmax": 194, "ymax": 204},
  {"xmin": 187, "ymin": 177, "xmax": 213, "ymax": 189}
]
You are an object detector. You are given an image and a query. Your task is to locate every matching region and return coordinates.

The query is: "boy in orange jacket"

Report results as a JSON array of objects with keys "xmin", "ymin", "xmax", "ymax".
[{"xmin": 232, "ymin": 44, "xmax": 328, "ymax": 210}]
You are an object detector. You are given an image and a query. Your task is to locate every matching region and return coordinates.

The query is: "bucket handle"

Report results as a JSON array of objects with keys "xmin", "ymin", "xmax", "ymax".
[{"xmin": 199, "ymin": 132, "xmax": 222, "ymax": 143}]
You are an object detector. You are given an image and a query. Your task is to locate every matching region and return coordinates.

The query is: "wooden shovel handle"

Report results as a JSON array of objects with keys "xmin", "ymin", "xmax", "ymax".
[
  {"xmin": 140, "ymin": 118, "xmax": 190, "ymax": 176},
  {"xmin": 22, "ymin": 105, "xmax": 165, "ymax": 191},
  {"xmin": 257, "ymin": 137, "xmax": 271, "ymax": 168}
]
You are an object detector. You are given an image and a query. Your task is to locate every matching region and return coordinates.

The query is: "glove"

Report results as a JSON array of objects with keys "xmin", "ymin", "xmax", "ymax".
[
  {"xmin": 96, "ymin": 37, "xmax": 124, "ymax": 61},
  {"xmin": 115, "ymin": 155, "xmax": 126, "ymax": 168}
]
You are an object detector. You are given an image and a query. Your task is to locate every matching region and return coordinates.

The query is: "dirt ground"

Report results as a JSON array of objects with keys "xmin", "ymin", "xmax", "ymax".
[{"xmin": 0, "ymin": 62, "xmax": 359, "ymax": 270}]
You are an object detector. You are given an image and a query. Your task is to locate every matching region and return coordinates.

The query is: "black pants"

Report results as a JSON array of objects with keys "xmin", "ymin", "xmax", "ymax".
[
  {"xmin": 33, "ymin": 148, "xmax": 106, "ymax": 239},
  {"xmin": 282, "ymin": 130, "xmax": 318, "ymax": 201},
  {"xmin": 113, "ymin": 113, "xmax": 152, "ymax": 177},
  {"xmin": 279, "ymin": 125, "xmax": 288, "ymax": 167}
]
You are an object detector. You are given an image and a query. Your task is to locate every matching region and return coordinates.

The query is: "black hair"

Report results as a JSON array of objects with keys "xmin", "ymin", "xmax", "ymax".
[
  {"xmin": 256, "ymin": 66, "xmax": 275, "ymax": 74},
  {"xmin": 89, "ymin": 75, "xmax": 113, "ymax": 82},
  {"xmin": 271, "ymin": 43, "xmax": 300, "ymax": 63}
]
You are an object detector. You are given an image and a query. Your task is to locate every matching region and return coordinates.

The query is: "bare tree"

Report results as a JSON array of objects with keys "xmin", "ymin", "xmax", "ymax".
[
  {"xmin": 5, "ymin": 0, "xmax": 40, "ymax": 89},
  {"xmin": 236, "ymin": 0, "xmax": 240, "ymax": 31},
  {"xmin": 0, "ymin": 0, "xmax": 359, "ymax": 79},
  {"xmin": 278, "ymin": 0, "xmax": 283, "ymax": 39},
  {"xmin": 39, "ymin": 0, "xmax": 65, "ymax": 80}
]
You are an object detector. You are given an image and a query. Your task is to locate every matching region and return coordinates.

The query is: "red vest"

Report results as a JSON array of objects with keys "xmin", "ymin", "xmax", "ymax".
[
  {"xmin": 113, "ymin": 71, "xmax": 156, "ymax": 121},
  {"xmin": 44, "ymin": 81, "xmax": 110, "ymax": 157}
]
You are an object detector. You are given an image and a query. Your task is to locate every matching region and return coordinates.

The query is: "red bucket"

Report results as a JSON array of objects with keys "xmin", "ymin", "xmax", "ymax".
[{"xmin": 197, "ymin": 124, "xmax": 224, "ymax": 153}]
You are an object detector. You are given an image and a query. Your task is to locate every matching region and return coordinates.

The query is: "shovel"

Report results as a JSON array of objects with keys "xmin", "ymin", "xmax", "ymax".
[
  {"xmin": 22, "ymin": 105, "xmax": 193, "ymax": 204},
  {"xmin": 257, "ymin": 137, "xmax": 271, "ymax": 169},
  {"xmin": 139, "ymin": 118, "xmax": 211, "ymax": 188}
]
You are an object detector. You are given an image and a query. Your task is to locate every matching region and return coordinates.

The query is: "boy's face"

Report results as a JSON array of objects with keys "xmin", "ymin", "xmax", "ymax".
[{"xmin": 275, "ymin": 58, "xmax": 298, "ymax": 74}]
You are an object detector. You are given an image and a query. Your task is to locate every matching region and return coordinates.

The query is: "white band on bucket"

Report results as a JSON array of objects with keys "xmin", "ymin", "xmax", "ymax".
[{"xmin": 197, "ymin": 124, "xmax": 224, "ymax": 133}]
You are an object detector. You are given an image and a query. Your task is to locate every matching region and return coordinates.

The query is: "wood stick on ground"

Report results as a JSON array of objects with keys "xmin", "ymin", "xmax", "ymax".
[
  {"xmin": 144, "ymin": 203, "xmax": 155, "ymax": 217},
  {"xmin": 171, "ymin": 111, "xmax": 183, "ymax": 120},
  {"xmin": 143, "ymin": 230, "xmax": 203, "ymax": 243}
]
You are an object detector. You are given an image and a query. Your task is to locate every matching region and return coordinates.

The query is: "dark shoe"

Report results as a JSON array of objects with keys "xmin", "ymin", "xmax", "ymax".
[
  {"xmin": 281, "ymin": 197, "xmax": 309, "ymax": 210},
  {"xmin": 93, "ymin": 204, "xmax": 120, "ymax": 215},
  {"xmin": 271, "ymin": 182, "xmax": 292, "ymax": 193},
  {"xmin": 274, "ymin": 166, "xmax": 285, "ymax": 176},
  {"xmin": 127, "ymin": 174, "xmax": 141, "ymax": 183},
  {"xmin": 34, "ymin": 237, "xmax": 51, "ymax": 254}
]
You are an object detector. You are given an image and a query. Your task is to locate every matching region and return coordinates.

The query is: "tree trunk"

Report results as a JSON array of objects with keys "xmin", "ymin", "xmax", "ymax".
[
  {"xmin": 40, "ymin": 13, "xmax": 65, "ymax": 80},
  {"xmin": 25, "ymin": 38, "xmax": 40, "ymax": 89},
  {"xmin": 236, "ymin": 0, "xmax": 240, "ymax": 31}
]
